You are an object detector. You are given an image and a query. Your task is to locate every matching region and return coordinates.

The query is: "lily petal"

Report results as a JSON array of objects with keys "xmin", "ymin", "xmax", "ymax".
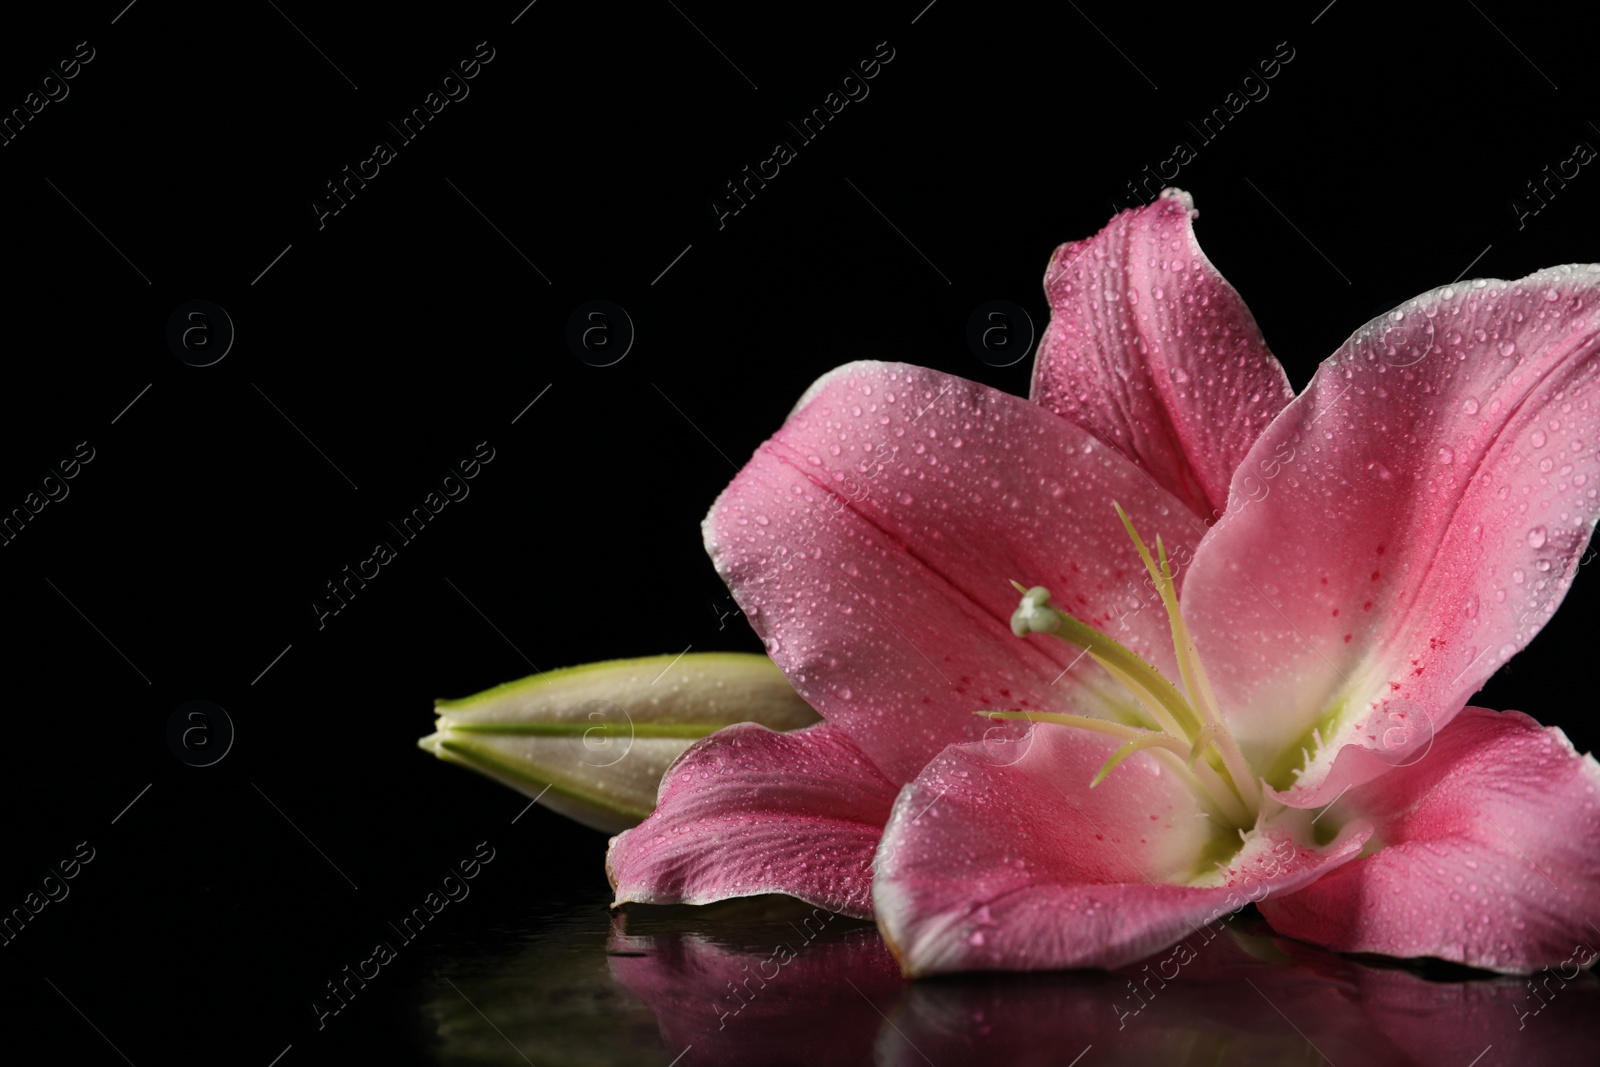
[
  {"xmin": 1260, "ymin": 707, "xmax": 1600, "ymax": 973},
  {"xmin": 1182, "ymin": 266, "xmax": 1600, "ymax": 803},
  {"xmin": 606, "ymin": 721, "xmax": 900, "ymax": 918},
  {"xmin": 872, "ymin": 723, "xmax": 1369, "ymax": 975},
  {"xmin": 1031, "ymin": 189, "xmax": 1294, "ymax": 520},
  {"xmin": 705, "ymin": 360, "xmax": 1202, "ymax": 784},
  {"xmin": 419, "ymin": 652, "xmax": 818, "ymax": 833}
]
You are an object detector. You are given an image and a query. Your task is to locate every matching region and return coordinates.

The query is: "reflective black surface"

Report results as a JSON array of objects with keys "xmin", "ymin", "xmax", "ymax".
[{"xmin": 422, "ymin": 891, "xmax": 1600, "ymax": 1066}]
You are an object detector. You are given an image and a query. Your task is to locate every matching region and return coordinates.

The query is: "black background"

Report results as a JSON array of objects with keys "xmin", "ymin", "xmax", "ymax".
[{"xmin": 1, "ymin": 1, "xmax": 1597, "ymax": 1063}]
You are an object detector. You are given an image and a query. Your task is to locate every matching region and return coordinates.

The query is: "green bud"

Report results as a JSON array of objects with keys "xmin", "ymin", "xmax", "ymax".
[{"xmin": 419, "ymin": 652, "xmax": 818, "ymax": 833}]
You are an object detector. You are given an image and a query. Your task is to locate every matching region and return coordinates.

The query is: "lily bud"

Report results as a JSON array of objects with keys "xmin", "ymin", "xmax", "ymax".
[{"xmin": 418, "ymin": 653, "xmax": 818, "ymax": 833}]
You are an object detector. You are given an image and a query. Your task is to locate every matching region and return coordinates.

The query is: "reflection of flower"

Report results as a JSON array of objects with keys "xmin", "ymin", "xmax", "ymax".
[
  {"xmin": 879, "ymin": 921, "xmax": 1600, "ymax": 1067},
  {"xmin": 422, "ymin": 893, "xmax": 1600, "ymax": 1067},
  {"xmin": 607, "ymin": 899, "xmax": 900, "ymax": 1066},
  {"xmin": 606, "ymin": 187, "xmax": 1600, "ymax": 976}
]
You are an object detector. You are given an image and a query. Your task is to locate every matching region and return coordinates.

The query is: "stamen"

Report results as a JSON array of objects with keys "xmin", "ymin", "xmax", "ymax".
[
  {"xmin": 1114, "ymin": 504, "xmax": 1263, "ymax": 813},
  {"xmin": 977, "ymin": 711, "xmax": 1249, "ymax": 824},
  {"xmin": 1186, "ymin": 755, "xmax": 1253, "ymax": 827},
  {"xmin": 983, "ymin": 711, "xmax": 1193, "ymax": 792},
  {"xmin": 1005, "ymin": 504, "xmax": 1268, "ymax": 826},
  {"xmin": 983, "ymin": 710, "xmax": 1156, "ymax": 744},
  {"xmin": 1091, "ymin": 733, "xmax": 1190, "ymax": 787}
]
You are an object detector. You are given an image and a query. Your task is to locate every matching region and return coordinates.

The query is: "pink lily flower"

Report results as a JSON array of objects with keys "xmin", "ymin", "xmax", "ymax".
[{"xmin": 607, "ymin": 188, "xmax": 1600, "ymax": 976}]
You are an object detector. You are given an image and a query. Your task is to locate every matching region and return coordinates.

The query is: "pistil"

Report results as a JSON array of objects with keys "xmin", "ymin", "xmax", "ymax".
[{"xmin": 1000, "ymin": 507, "xmax": 1264, "ymax": 827}]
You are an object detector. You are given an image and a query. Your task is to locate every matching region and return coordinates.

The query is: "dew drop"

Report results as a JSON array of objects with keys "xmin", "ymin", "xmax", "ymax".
[{"xmin": 1527, "ymin": 525, "xmax": 1547, "ymax": 548}]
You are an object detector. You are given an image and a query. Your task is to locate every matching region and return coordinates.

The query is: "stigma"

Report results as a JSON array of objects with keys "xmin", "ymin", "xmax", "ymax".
[{"xmin": 1010, "ymin": 585, "xmax": 1062, "ymax": 637}]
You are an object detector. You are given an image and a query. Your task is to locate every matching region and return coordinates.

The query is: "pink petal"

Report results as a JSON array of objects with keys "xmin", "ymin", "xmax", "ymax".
[
  {"xmin": 1031, "ymin": 189, "xmax": 1294, "ymax": 520},
  {"xmin": 1260, "ymin": 706, "xmax": 1600, "ymax": 973},
  {"xmin": 705, "ymin": 361, "xmax": 1203, "ymax": 784},
  {"xmin": 606, "ymin": 722, "xmax": 899, "ymax": 919},
  {"xmin": 1181, "ymin": 266, "xmax": 1600, "ymax": 804},
  {"xmin": 872, "ymin": 723, "xmax": 1369, "ymax": 975}
]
